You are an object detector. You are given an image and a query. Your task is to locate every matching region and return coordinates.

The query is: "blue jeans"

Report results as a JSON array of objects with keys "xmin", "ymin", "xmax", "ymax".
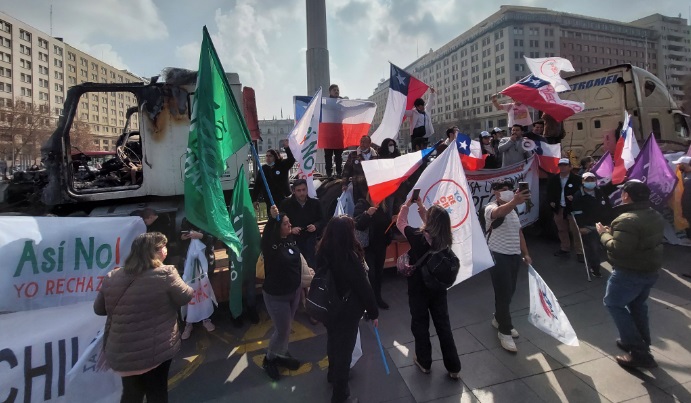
[{"xmin": 603, "ymin": 269, "xmax": 658, "ymax": 356}]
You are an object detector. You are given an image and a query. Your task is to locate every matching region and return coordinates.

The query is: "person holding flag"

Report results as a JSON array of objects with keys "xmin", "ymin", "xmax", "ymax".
[
  {"xmin": 491, "ymin": 95, "xmax": 532, "ymax": 129},
  {"xmin": 484, "ymin": 181, "xmax": 532, "ymax": 352},
  {"xmin": 406, "ymin": 89, "xmax": 436, "ymax": 151},
  {"xmin": 252, "ymin": 142, "xmax": 296, "ymax": 217}
]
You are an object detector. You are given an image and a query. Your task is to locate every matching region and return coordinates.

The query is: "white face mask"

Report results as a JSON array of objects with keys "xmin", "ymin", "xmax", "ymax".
[
  {"xmin": 388, "ymin": 145, "xmax": 395, "ymax": 153},
  {"xmin": 498, "ymin": 190, "xmax": 514, "ymax": 202}
]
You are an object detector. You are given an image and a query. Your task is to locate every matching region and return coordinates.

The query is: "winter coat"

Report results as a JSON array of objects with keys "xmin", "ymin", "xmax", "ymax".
[
  {"xmin": 546, "ymin": 173, "xmax": 582, "ymax": 216},
  {"xmin": 599, "ymin": 201, "xmax": 665, "ymax": 273},
  {"xmin": 93, "ymin": 265, "xmax": 194, "ymax": 372}
]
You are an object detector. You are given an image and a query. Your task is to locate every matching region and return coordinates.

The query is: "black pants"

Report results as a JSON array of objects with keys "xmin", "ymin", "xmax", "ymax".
[
  {"xmin": 407, "ymin": 279, "xmax": 461, "ymax": 372},
  {"xmin": 296, "ymin": 234, "xmax": 318, "ymax": 269},
  {"xmin": 120, "ymin": 359, "xmax": 172, "ymax": 403},
  {"xmin": 489, "ymin": 252, "xmax": 522, "ymax": 335},
  {"xmin": 326, "ymin": 305, "xmax": 362, "ymax": 403},
  {"xmin": 365, "ymin": 243, "xmax": 387, "ymax": 302},
  {"xmin": 324, "ymin": 148, "xmax": 344, "ymax": 177},
  {"xmin": 411, "ymin": 136, "xmax": 428, "ymax": 151},
  {"xmin": 581, "ymin": 230, "xmax": 601, "ymax": 274}
]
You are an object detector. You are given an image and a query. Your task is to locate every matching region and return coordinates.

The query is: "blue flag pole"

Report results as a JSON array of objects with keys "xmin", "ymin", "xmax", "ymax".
[
  {"xmin": 248, "ymin": 141, "xmax": 279, "ymax": 220},
  {"xmin": 373, "ymin": 326, "xmax": 390, "ymax": 375}
]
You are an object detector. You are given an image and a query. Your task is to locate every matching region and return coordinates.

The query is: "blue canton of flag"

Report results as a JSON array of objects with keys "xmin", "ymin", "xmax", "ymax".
[
  {"xmin": 390, "ymin": 64, "xmax": 411, "ymax": 96},
  {"xmin": 519, "ymin": 75, "xmax": 550, "ymax": 89},
  {"xmin": 455, "ymin": 133, "xmax": 473, "ymax": 156}
]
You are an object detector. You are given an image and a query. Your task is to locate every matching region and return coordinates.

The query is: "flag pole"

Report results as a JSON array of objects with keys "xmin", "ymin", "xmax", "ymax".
[
  {"xmin": 373, "ymin": 326, "xmax": 390, "ymax": 375},
  {"xmin": 570, "ymin": 213, "xmax": 591, "ymax": 282}
]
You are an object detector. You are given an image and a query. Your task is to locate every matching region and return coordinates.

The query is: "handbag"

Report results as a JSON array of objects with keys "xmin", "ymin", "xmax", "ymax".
[
  {"xmin": 355, "ymin": 228, "xmax": 370, "ymax": 248},
  {"xmin": 300, "ymin": 254, "xmax": 315, "ymax": 288},
  {"xmin": 396, "ymin": 253, "xmax": 416, "ymax": 277}
]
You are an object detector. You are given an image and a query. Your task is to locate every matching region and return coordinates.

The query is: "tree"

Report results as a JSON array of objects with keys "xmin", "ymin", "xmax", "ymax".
[
  {"xmin": 68, "ymin": 116, "xmax": 95, "ymax": 152},
  {"xmin": 0, "ymin": 98, "xmax": 54, "ymax": 167}
]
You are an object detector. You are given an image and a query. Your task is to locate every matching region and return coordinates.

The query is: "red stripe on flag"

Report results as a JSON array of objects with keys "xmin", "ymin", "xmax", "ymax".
[
  {"xmin": 612, "ymin": 136, "xmax": 626, "ymax": 184},
  {"xmin": 538, "ymin": 156, "xmax": 560, "ymax": 174},
  {"xmin": 460, "ymin": 154, "xmax": 487, "ymax": 171},
  {"xmin": 317, "ymin": 122, "xmax": 372, "ymax": 149},
  {"xmin": 406, "ymin": 76, "xmax": 429, "ymax": 111}
]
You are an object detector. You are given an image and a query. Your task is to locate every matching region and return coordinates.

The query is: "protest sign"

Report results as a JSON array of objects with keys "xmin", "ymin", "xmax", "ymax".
[
  {"xmin": 0, "ymin": 216, "xmax": 145, "ymax": 313},
  {"xmin": 465, "ymin": 157, "xmax": 540, "ymax": 227},
  {"xmin": 0, "ymin": 301, "xmax": 122, "ymax": 403}
]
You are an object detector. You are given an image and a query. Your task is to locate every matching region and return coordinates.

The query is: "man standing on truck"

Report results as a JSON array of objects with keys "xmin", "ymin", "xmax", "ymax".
[
  {"xmin": 498, "ymin": 124, "xmax": 531, "ymax": 167},
  {"xmin": 491, "ymin": 94, "xmax": 533, "ymax": 129},
  {"xmin": 324, "ymin": 84, "xmax": 344, "ymax": 179}
]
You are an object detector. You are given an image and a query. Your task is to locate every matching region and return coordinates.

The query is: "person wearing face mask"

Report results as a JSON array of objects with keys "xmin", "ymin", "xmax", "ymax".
[
  {"xmin": 252, "ymin": 140, "xmax": 296, "ymax": 217},
  {"xmin": 596, "ymin": 180, "xmax": 664, "ymax": 369},
  {"xmin": 378, "ymin": 138, "xmax": 401, "ymax": 159},
  {"xmin": 480, "ymin": 131, "xmax": 499, "ymax": 169},
  {"xmin": 484, "ymin": 181, "xmax": 532, "ymax": 353},
  {"xmin": 342, "ymin": 135, "xmax": 378, "ymax": 202},
  {"xmin": 571, "ymin": 173, "xmax": 612, "ymax": 278}
]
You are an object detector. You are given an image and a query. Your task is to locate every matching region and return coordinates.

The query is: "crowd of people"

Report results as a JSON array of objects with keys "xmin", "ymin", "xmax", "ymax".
[{"xmin": 91, "ymin": 88, "xmax": 691, "ymax": 403}]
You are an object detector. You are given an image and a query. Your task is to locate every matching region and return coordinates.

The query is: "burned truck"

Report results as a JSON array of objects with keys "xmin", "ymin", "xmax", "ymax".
[{"xmin": 33, "ymin": 69, "xmax": 250, "ymax": 229}]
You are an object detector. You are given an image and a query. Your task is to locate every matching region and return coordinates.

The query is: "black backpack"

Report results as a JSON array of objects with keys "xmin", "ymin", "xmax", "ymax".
[
  {"xmin": 478, "ymin": 205, "xmax": 518, "ymax": 240},
  {"xmin": 306, "ymin": 267, "xmax": 351, "ymax": 323},
  {"xmin": 418, "ymin": 248, "xmax": 460, "ymax": 290}
]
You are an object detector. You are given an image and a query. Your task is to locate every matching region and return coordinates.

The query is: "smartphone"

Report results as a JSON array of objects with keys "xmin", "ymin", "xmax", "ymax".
[
  {"xmin": 518, "ymin": 182, "xmax": 530, "ymax": 193},
  {"xmin": 181, "ymin": 230, "xmax": 191, "ymax": 235},
  {"xmin": 411, "ymin": 188, "xmax": 421, "ymax": 202}
]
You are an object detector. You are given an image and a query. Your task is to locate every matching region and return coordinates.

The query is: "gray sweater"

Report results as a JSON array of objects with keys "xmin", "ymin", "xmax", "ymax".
[{"xmin": 498, "ymin": 137, "xmax": 531, "ymax": 167}]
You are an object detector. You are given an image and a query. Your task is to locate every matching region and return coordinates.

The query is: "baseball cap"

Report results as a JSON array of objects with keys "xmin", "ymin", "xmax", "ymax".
[
  {"xmin": 481, "ymin": 131, "xmax": 491, "ymax": 137},
  {"xmin": 581, "ymin": 172, "xmax": 596, "ymax": 180},
  {"xmin": 493, "ymin": 127, "xmax": 505, "ymax": 133},
  {"xmin": 558, "ymin": 158, "xmax": 571, "ymax": 165},
  {"xmin": 618, "ymin": 179, "xmax": 650, "ymax": 202},
  {"xmin": 672, "ymin": 156, "xmax": 691, "ymax": 165}
]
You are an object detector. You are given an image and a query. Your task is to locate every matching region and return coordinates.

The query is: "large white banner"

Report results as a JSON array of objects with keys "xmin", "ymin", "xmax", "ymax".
[
  {"xmin": 0, "ymin": 217, "xmax": 146, "ymax": 312},
  {"xmin": 406, "ymin": 145, "xmax": 494, "ymax": 286},
  {"xmin": 288, "ymin": 88, "xmax": 322, "ymax": 198},
  {"xmin": 465, "ymin": 157, "xmax": 540, "ymax": 227},
  {"xmin": 0, "ymin": 301, "xmax": 122, "ymax": 402}
]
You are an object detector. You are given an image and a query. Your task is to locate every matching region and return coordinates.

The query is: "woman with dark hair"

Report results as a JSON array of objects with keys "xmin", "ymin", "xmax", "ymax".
[
  {"xmin": 316, "ymin": 216, "xmax": 379, "ymax": 403},
  {"xmin": 94, "ymin": 232, "xmax": 194, "ymax": 402},
  {"xmin": 396, "ymin": 200, "xmax": 461, "ymax": 379},
  {"xmin": 260, "ymin": 205, "xmax": 303, "ymax": 381},
  {"xmin": 252, "ymin": 141, "xmax": 296, "ymax": 216},
  {"xmin": 353, "ymin": 176, "xmax": 392, "ymax": 310},
  {"xmin": 378, "ymin": 138, "xmax": 401, "ymax": 159}
]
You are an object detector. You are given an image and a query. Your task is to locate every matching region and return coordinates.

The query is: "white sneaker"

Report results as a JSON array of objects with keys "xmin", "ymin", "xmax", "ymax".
[
  {"xmin": 181, "ymin": 323, "xmax": 193, "ymax": 340},
  {"xmin": 202, "ymin": 319, "xmax": 216, "ymax": 332},
  {"xmin": 498, "ymin": 332, "xmax": 517, "ymax": 352},
  {"xmin": 492, "ymin": 317, "xmax": 519, "ymax": 338}
]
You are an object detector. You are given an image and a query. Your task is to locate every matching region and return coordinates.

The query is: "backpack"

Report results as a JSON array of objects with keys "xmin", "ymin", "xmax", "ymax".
[
  {"xmin": 478, "ymin": 204, "xmax": 518, "ymax": 240},
  {"xmin": 418, "ymin": 248, "xmax": 460, "ymax": 290},
  {"xmin": 305, "ymin": 267, "xmax": 351, "ymax": 323}
]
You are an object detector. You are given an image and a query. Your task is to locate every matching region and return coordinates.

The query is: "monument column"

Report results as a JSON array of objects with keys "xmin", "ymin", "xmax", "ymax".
[{"xmin": 306, "ymin": 0, "xmax": 330, "ymax": 95}]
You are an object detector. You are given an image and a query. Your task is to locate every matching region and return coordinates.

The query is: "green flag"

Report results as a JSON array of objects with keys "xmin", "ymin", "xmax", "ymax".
[
  {"xmin": 228, "ymin": 166, "xmax": 261, "ymax": 318},
  {"xmin": 185, "ymin": 27, "xmax": 251, "ymax": 259}
]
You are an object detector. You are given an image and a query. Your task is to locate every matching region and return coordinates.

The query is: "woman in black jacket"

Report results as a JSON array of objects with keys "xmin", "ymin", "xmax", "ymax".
[
  {"xmin": 396, "ymin": 200, "xmax": 461, "ymax": 380},
  {"xmin": 253, "ymin": 143, "xmax": 296, "ymax": 217},
  {"xmin": 353, "ymin": 177, "xmax": 392, "ymax": 310},
  {"xmin": 316, "ymin": 216, "xmax": 379, "ymax": 403},
  {"xmin": 260, "ymin": 205, "xmax": 302, "ymax": 381}
]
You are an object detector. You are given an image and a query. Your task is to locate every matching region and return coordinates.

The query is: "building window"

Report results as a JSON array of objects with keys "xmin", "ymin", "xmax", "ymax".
[
  {"xmin": 67, "ymin": 52, "xmax": 76, "ymax": 61},
  {"xmin": 68, "ymin": 65, "xmax": 76, "ymax": 73},
  {"xmin": 515, "ymin": 64, "xmax": 525, "ymax": 72},
  {"xmin": 20, "ymin": 73, "xmax": 31, "ymax": 83},
  {"xmin": 0, "ymin": 66, "xmax": 10, "ymax": 77},
  {"xmin": 20, "ymin": 44, "xmax": 31, "ymax": 56},
  {"xmin": 529, "ymin": 27, "xmax": 539, "ymax": 36},
  {"xmin": 39, "ymin": 65, "xmax": 49, "ymax": 75},
  {"xmin": 0, "ymin": 20, "xmax": 11, "ymax": 33},
  {"xmin": 0, "ymin": 51, "xmax": 11, "ymax": 63},
  {"xmin": 38, "ymin": 38, "xmax": 48, "ymax": 49},
  {"xmin": 0, "ymin": 37, "xmax": 9, "ymax": 48},
  {"xmin": 39, "ymin": 92, "xmax": 48, "ymax": 101},
  {"xmin": 68, "ymin": 76, "xmax": 76, "ymax": 85},
  {"xmin": 0, "ymin": 82, "xmax": 11, "ymax": 92},
  {"xmin": 80, "ymin": 57, "xmax": 87, "ymax": 67},
  {"xmin": 20, "ymin": 29, "xmax": 31, "ymax": 41},
  {"xmin": 54, "ymin": 71, "xmax": 63, "ymax": 80},
  {"xmin": 38, "ymin": 52, "xmax": 48, "ymax": 62},
  {"xmin": 55, "ymin": 83, "xmax": 64, "ymax": 92},
  {"xmin": 21, "ymin": 87, "xmax": 32, "ymax": 97},
  {"xmin": 53, "ymin": 46, "xmax": 63, "ymax": 56},
  {"xmin": 20, "ymin": 59, "xmax": 31, "ymax": 69},
  {"xmin": 513, "ymin": 27, "xmax": 523, "ymax": 35},
  {"xmin": 54, "ymin": 59, "xmax": 63, "ymax": 68}
]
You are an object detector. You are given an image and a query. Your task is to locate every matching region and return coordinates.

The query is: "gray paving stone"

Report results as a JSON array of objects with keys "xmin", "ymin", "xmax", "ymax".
[
  {"xmin": 530, "ymin": 334, "xmax": 605, "ymax": 367},
  {"xmin": 522, "ymin": 368, "xmax": 609, "ymax": 403},
  {"xmin": 387, "ymin": 339, "xmax": 443, "ymax": 369},
  {"xmin": 471, "ymin": 379, "xmax": 542, "ymax": 403},
  {"xmin": 427, "ymin": 390, "xmax": 480, "ymax": 403},
  {"xmin": 561, "ymin": 298, "xmax": 612, "ymax": 329},
  {"xmin": 397, "ymin": 359, "xmax": 470, "ymax": 402},
  {"xmin": 664, "ymin": 381, "xmax": 691, "ymax": 403},
  {"xmin": 619, "ymin": 387, "xmax": 680, "ymax": 403},
  {"xmin": 570, "ymin": 357, "xmax": 663, "ymax": 402},
  {"xmin": 488, "ymin": 339, "xmax": 564, "ymax": 378},
  {"xmin": 454, "ymin": 350, "xmax": 517, "ymax": 390},
  {"xmin": 575, "ymin": 321, "xmax": 623, "ymax": 357},
  {"xmin": 451, "ymin": 327, "xmax": 486, "ymax": 356}
]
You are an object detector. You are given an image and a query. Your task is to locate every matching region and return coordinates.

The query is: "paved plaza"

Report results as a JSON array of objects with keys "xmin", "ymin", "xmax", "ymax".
[{"xmin": 168, "ymin": 235, "xmax": 691, "ymax": 403}]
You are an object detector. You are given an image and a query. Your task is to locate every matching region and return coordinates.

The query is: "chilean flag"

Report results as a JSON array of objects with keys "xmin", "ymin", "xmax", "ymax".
[
  {"xmin": 361, "ymin": 147, "xmax": 435, "ymax": 205},
  {"xmin": 612, "ymin": 112, "xmax": 640, "ymax": 185},
  {"xmin": 501, "ymin": 75, "xmax": 584, "ymax": 122},
  {"xmin": 294, "ymin": 96, "xmax": 377, "ymax": 149},
  {"xmin": 455, "ymin": 133, "xmax": 486, "ymax": 171},
  {"xmin": 371, "ymin": 63, "xmax": 429, "ymax": 146},
  {"xmin": 523, "ymin": 136, "xmax": 561, "ymax": 174}
]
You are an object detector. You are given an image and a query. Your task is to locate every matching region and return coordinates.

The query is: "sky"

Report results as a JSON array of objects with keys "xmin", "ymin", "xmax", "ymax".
[{"xmin": 0, "ymin": 0, "xmax": 688, "ymax": 120}]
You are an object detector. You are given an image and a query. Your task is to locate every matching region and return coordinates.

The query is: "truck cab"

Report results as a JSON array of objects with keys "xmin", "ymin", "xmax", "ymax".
[{"xmin": 560, "ymin": 64, "xmax": 689, "ymax": 158}]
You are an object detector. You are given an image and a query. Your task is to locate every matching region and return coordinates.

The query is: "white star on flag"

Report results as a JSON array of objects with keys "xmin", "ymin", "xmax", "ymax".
[
  {"xmin": 459, "ymin": 140, "xmax": 468, "ymax": 150},
  {"xmin": 530, "ymin": 79, "xmax": 542, "ymax": 86},
  {"xmin": 396, "ymin": 74, "xmax": 407, "ymax": 86}
]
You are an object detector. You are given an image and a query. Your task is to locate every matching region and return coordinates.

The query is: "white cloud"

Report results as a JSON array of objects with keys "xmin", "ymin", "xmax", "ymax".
[
  {"xmin": 174, "ymin": 42, "xmax": 200, "ymax": 70},
  {"xmin": 72, "ymin": 42, "xmax": 130, "ymax": 70}
]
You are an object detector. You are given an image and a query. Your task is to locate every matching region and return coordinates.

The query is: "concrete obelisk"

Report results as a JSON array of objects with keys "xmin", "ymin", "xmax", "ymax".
[{"xmin": 306, "ymin": 0, "xmax": 330, "ymax": 95}]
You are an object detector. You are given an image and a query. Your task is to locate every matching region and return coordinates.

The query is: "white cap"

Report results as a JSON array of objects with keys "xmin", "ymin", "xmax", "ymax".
[
  {"xmin": 672, "ymin": 156, "xmax": 691, "ymax": 165},
  {"xmin": 493, "ymin": 127, "xmax": 504, "ymax": 132},
  {"xmin": 481, "ymin": 131, "xmax": 491, "ymax": 137},
  {"xmin": 558, "ymin": 158, "xmax": 571, "ymax": 165},
  {"xmin": 581, "ymin": 172, "xmax": 596, "ymax": 180}
]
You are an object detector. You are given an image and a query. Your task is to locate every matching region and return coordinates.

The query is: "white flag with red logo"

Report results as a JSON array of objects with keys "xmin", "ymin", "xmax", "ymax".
[
  {"xmin": 405, "ymin": 144, "xmax": 493, "ymax": 286},
  {"xmin": 528, "ymin": 265, "xmax": 579, "ymax": 346},
  {"xmin": 524, "ymin": 56, "xmax": 575, "ymax": 93}
]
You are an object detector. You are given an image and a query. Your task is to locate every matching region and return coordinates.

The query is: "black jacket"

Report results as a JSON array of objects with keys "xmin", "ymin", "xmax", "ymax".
[
  {"xmin": 353, "ymin": 198, "xmax": 391, "ymax": 248},
  {"xmin": 329, "ymin": 254, "xmax": 379, "ymax": 320},
  {"xmin": 252, "ymin": 147, "xmax": 295, "ymax": 203},
  {"xmin": 571, "ymin": 188, "xmax": 613, "ymax": 229},
  {"xmin": 547, "ymin": 173, "xmax": 582, "ymax": 216},
  {"xmin": 279, "ymin": 195, "xmax": 324, "ymax": 238}
]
